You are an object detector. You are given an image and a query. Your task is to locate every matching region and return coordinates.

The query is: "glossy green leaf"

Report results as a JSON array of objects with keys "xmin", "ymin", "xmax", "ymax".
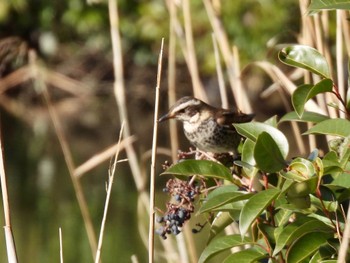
[
  {"xmin": 239, "ymin": 189, "xmax": 280, "ymax": 236},
  {"xmin": 254, "ymin": 132, "xmax": 287, "ymax": 173},
  {"xmin": 292, "ymin": 84, "xmax": 313, "ymax": 117},
  {"xmin": 199, "ymin": 187, "xmax": 251, "ymax": 214},
  {"xmin": 292, "ymin": 79, "xmax": 333, "ymax": 117},
  {"xmin": 161, "ymin": 160, "xmax": 233, "ymax": 182},
  {"xmin": 278, "ymin": 45, "xmax": 331, "ymax": 78},
  {"xmin": 208, "ymin": 212, "xmax": 234, "ymax": 243},
  {"xmin": 308, "ymin": 0, "xmax": 350, "ymax": 14},
  {"xmin": 223, "ymin": 249, "xmax": 266, "ymax": 263},
  {"xmin": 287, "ymin": 177, "xmax": 318, "ymax": 198},
  {"xmin": 303, "ymin": 119, "xmax": 350, "ymax": 137},
  {"xmin": 283, "ymin": 157, "xmax": 317, "ymax": 181},
  {"xmin": 273, "ymin": 218, "xmax": 332, "ymax": 255},
  {"xmin": 322, "ymin": 151, "xmax": 342, "ymax": 174},
  {"xmin": 280, "ymin": 111, "xmax": 329, "ymax": 123},
  {"xmin": 265, "ymin": 115, "xmax": 278, "ymax": 127},
  {"xmin": 198, "ymin": 235, "xmax": 253, "ymax": 263},
  {"xmin": 234, "ymin": 122, "xmax": 289, "ymax": 158},
  {"xmin": 241, "ymin": 139, "xmax": 257, "ymax": 177},
  {"xmin": 286, "ymin": 232, "xmax": 333, "ymax": 263}
]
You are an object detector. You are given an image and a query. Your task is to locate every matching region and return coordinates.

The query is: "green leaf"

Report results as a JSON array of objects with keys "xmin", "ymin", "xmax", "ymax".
[
  {"xmin": 239, "ymin": 189, "xmax": 280, "ymax": 236},
  {"xmin": 198, "ymin": 235, "xmax": 253, "ymax": 263},
  {"xmin": 241, "ymin": 139, "xmax": 257, "ymax": 177},
  {"xmin": 286, "ymin": 232, "xmax": 333, "ymax": 263},
  {"xmin": 282, "ymin": 157, "xmax": 317, "ymax": 182},
  {"xmin": 308, "ymin": 0, "xmax": 350, "ymax": 14},
  {"xmin": 223, "ymin": 249, "xmax": 267, "ymax": 263},
  {"xmin": 292, "ymin": 79, "xmax": 333, "ymax": 117},
  {"xmin": 198, "ymin": 188, "xmax": 251, "ymax": 213},
  {"xmin": 265, "ymin": 115, "xmax": 278, "ymax": 127},
  {"xmin": 287, "ymin": 177, "xmax": 318, "ymax": 198},
  {"xmin": 161, "ymin": 160, "xmax": 233, "ymax": 182},
  {"xmin": 279, "ymin": 111, "xmax": 329, "ymax": 123},
  {"xmin": 273, "ymin": 218, "xmax": 332, "ymax": 256},
  {"xmin": 234, "ymin": 122, "xmax": 289, "ymax": 158},
  {"xmin": 208, "ymin": 212, "xmax": 234, "ymax": 243},
  {"xmin": 303, "ymin": 119, "xmax": 350, "ymax": 137},
  {"xmin": 254, "ymin": 132, "xmax": 287, "ymax": 173},
  {"xmin": 278, "ymin": 45, "xmax": 331, "ymax": 78}
]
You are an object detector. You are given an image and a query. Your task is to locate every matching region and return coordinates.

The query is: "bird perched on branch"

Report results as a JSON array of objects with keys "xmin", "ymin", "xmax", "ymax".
[{"xmin": 159, "ymin": 96, "xmax": 254, "ymax": 154}]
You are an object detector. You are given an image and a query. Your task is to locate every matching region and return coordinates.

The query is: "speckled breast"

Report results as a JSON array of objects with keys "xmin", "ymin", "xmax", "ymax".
[{"xmin": 183, "ymin": 118, "xmax": 240, "ymax": 153}]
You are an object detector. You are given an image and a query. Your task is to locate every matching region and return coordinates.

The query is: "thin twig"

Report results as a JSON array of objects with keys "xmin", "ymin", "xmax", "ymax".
[
  {"xmin": 95, "ymin": 122, "xmax": 125, "ymax": 263},
  {"xmin": 0, "ymin": 132, "xmax": 18, "ymax": 263},
  {"xmin": 149, "ymin": 38, "xmax": 164, "ymax": 263},
  {"xmin": 74, "ymin": 136, "xmax": 136, "ymax": 178}
]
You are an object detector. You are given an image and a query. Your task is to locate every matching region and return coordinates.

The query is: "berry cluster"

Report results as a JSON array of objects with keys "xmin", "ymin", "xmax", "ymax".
[{"xmin": 155, "ymin": 178, "xmax": 201, "ymax": 239}]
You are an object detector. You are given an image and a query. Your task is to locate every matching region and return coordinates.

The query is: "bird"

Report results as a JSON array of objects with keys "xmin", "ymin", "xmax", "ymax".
[{"xmin": 159, "ymin": 96, "xmax": 255, "ymax": 154}]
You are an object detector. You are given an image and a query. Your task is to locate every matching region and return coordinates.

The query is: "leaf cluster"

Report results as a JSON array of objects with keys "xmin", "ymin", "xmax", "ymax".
[{"xmin": 161, "ymin": 23, "xmax": 350, "ymax": 263}]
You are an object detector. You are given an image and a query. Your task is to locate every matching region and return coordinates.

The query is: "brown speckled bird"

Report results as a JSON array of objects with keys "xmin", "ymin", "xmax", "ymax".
[{"xmin": 159, "ymin": 96, "xmax": 254, "ymax": 154}]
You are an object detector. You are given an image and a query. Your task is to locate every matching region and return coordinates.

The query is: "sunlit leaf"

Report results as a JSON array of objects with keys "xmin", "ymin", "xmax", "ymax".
[
  {"xmin": 308, "ymin": 0, "xmax": 350, "ymax": 15},
  {"xmin": 208, "ymin": 212, "xmax": 234, "ymax": 243},
  {"xmin": 161, "ymin": 160, "xmax": 233, "ymax": 182},
  {"xmin": 303, "ymin": 119, "xmax": 350, "ymax": 137},
  {"xmin": 198, "ymin": 235, "xmax": 253, "ymax": 263},
  {"xmin": 292, "ymin": 79, "xmax": 333, "ymax": 117},
  {"xmin": 274, "ymin": 218, "xmax": 332, "ymax": 256},
  {"xmin": 199, "ymin": 189, "xmax": 251, "ymax": 214},
  {"xmin": 287, "ymin": 177, "xmax": 318, "ymax": 198},
  {"xmin": 286, "ymin": 232, "xmax": 333, "ymax": 263},
  {"xmin": 278, "ymin": 45, "xmax": 331, "ymax": 78},
  {"xmin": 254, "ymin": 132, "xmax": 287, "ymax": 173},
  {"xmin": 234, "ymin": 122, "xmax": 289, "ymax": 158},
  {"xmin": 223, "ymin": 249, "xmax": 267, "ymax": 263},
  {"xmin": 239, "ymin": 189, "xmax": 280, "ymax": 236},
  {"xmin": 280, "ymin": 111, "xmax": 329, "ymax": 123}
]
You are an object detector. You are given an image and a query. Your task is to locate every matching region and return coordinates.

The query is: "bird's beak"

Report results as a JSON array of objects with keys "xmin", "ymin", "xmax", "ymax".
[{"xmin": 158, "ymin": 112, "xmax": 174, "ymax": 122}]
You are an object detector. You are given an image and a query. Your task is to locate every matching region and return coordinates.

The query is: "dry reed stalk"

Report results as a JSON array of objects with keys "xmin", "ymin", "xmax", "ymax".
[
  {"xmin": 338, "ymin": 201, "xmax": 350, "ymax": 263},
  {"xmin": 108, "ymin": 1, "xmax": 178, "ymax": 261},
  {"xmin": 41, "ymin": 76, "xmax": 98, "ymax": 261},
  {"xmin": 336, "ymin": 10, "xmax": 346, "ymax": 118},
  {"xmin": 212, "ymin": 34, "xmax": 228, "ymax": 109},
  {"xmin": 0, "ymin": 135, "xmax": 18, "ymax": 263},
  {"xmin": 341, "ymin": 11, "xmax": 350, "ymax": 57},
  {"xmin": 148, "ymin": 38, "xmax": 164, "ymax": 263},
  {"xmin": 74, "ymin": 136, "xmax": 135, "ymax": 178},
  {"xmin": 182, "ymin": 0, "xmax": 206, "ymax": 101},
  {"xmin": 168, "ymin": 0, "xmax": 180, "ymax": 162},
  {"xmin": 203, "ymin": 0, "xmax": 251, "ymax": 113},
  {"xmin": 95, "ymin": 122, "xmax": 125, "ymax": 263},
  {"xmin": 59, "ymin": 227, "xmax": 63, "ymax": 263},
  {"xmin": 108, "ymin": 0, "xmax": 144, "ymax": 194}
]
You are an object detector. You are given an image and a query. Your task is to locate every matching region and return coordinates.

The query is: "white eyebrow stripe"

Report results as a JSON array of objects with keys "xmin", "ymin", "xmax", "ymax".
[{"xmin": 172, "ymin": 99, "xmax": 200, "ymax": 113}]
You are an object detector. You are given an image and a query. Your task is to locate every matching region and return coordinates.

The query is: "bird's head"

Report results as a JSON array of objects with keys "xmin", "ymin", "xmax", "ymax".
[{"xmin": 159, "ymin": 96, "xmax": 207, "ymax": 124}]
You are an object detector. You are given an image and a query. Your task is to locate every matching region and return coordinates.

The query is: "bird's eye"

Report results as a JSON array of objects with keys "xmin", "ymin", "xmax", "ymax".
[{"xmin": 177, "ymin": 108, "xmax": 186, "ymax": 114}]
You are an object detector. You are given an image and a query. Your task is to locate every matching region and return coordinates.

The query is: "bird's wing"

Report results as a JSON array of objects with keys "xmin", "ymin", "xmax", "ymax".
[{"xmin": 216, "ymin": 110, "xmax": 255, "ymax": 126}]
